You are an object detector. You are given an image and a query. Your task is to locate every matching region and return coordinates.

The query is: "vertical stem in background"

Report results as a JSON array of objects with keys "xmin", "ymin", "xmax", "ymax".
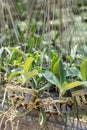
[
  {"xmin": 52, "ymin": 0, "xmax": 55, "ymax": 31},
  {"xmin": 0, "ymin": 0, "xmax": 5, "ymax": 33},
  {"xmin": 69, "ymin": 0, "xmax": 74, "ymax": 53},
  {"xmin": 26, "ymin": 0, "xmax": 36, "ymax": 40},
  {"xmin": 0, "ymin": 0, "xmax": 2, "ymax": 33},
  {"xmin": 58, "ymin": 0, "xmax": 63, "ymax": 46},
  {"xmin": 64, "ymin": 0, "xmax": 68, "ymax": 55},
  {"xmin": 40, "ymin": 0, "xmax": 47, "ymax": 70},
  {"xmin": 7, "ymin": 0, "xmax": 19, "ymax": 44},
  {"xmin": 81, "ymin": 0, "xmax": 84, "ymax": 21},
  {"xmin": 47, "ymin": 0, "xmax": 51, "ymax": 93},
  {"xmin": 0, "ymin": 0, "xmax": 4, "ymax": 83},
  {"xmin": 47, "ymin": 0, "xmax": 51, "ymax": 69}
]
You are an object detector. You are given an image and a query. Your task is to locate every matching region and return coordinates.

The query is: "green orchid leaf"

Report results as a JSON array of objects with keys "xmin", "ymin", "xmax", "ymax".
[
  {"xmin": 52, "ymin": 57, "xmax": 60, "ymax": 78},
  {"xmin": 51, "ymin": 55, "xmax": 59, "ymax": 72},
  {"xmin": 59, "ymin": 60, "xmax": 66, "ymax": 84},
  {"xmin": 23, "ymin": 69, "xmax": 38, "ymax": 84},
  {"xmin": 80, "ymin": 59, "xmax": 87, "ymax": 81},
  {"xmin": 23, "ymin": 57, "xmax": 34, "ymax": 75},
  {"xmin": 43, "ymin": 70, "xmax": 60, "ymax": 87},
  {"xmin": 53, "ymin": 58, "xmax": 66, "ymax": 84},
  {"xmin": 67, "ymin": 67, "xmax": 81, "ymax": 79},
  {"xmin": 62, "ymin": 81, "xmax": 83, "ymax": 95},
  {"xmin": 83, "ymin": 81, "xmax": 87, "ymax": 87},
  {"xmin": 62, "ymin": 82, "xmax": 68, "ymax": 88},
  {"xmin": 8, "ymin": 71, "xmax": 22, "ymax": 81}
]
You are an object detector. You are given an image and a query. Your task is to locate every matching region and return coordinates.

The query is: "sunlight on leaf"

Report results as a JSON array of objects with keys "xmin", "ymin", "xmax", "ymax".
[
  {"xmin": 80, "ymin": 59, "xmax": 87, "ymax": 81},
  {"xmin": 52, "ymin": 57, "xmax": 60, "ymax": 79},
  {"xmin": 23, "ymin": 69, "xmax": 38, "ymax": 84},
  {"xmin": 52, "ymin": 57, "xmax": 66, "ymax": 84},
  {"xmin": 23, "ymin": 57, "xmax": 34, "ymax": 75},
  {"xmin": 8, "ymin": 71, "xmax": 22, "ymax": 81},
  {"xmin": 51, "ymin": 55, "xmax": 59, "ymax": 72},
  {"xmin": 62, "ymin": 81, "xmax": 83, "ymax": 95}
]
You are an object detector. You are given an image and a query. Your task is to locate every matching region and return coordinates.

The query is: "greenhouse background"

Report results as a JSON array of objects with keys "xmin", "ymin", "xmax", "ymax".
[{"xmin": 0, "ymin": 0, "xmax": 87, "ymax": 130}]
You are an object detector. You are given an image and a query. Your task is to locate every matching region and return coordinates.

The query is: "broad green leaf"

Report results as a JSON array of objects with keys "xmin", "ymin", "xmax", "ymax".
[
  {"xmin": 82, "ymin": 81, "xmax": 87, "ymax": 87},
  {"xmin": 80, "ymin": 59, "xmax": 87, "ymax": 81},
  {"xmin": 43, "ymin": 71, "xmax": 60, "ymax": 87},
  {"xmin": 59, "ymin": 60, "xmax": 66, "ymax": 84},
  {"xmin": 52, "ymin": 57, "xmax": 60, "ymax": 78},
  {"xmin": 61, "ymin": 81, "xmax": 83, "ymax": 95},
  {"xmin": 67, "ymin": 67, "xmax": 81, "ymax": 79},
  {"xmin": 8, "ymin": 71, "xmax": 22, "ymax": 81},
  {"xmin": 53, "ymin": 58, "xmax": 66, "ymax": 84},
  {"xmin": 51, "ymin": 56, "xmax": 59, "ymax": 72},
  {"xmin": 23, "ymin": 57, "xmax": 34, "ymax": 75},
  {"xmin": 23, "ymin": 69, "xmax": 38, "ymax": 84},
  {"xmin": 62, "ymin": 82, "xmax": 68, "ymax": 88}
]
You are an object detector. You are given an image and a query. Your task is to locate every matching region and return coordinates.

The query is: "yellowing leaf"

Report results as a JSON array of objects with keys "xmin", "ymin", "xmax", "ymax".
[
  {"xmin": 53, "ymin": 57, "xmax": 66, "ymax": 84},
  {"xmin": 80, "ymin": 59, "xmax": 87, "ymax": 81},
  {"xmin": 61, "ymin": 81, "xmax": 83, "ymax": 95},
  {"xmin": 23, "ymin": 69, "xmax": 38, "ymax": 84},
  {"xmin": 52, "ymin": 57, "xmax": 60, "ymax": 79},
  {"xmin": 51, "ymin": 56, "xmax": 59, "ymax": 72},
  {"xmin": 24, "ymin": 57, "xmax": 34, "ymax": 75},
  {"xmin": 8, "ymin": 71, "xmax": 22, "ymax": 81}
]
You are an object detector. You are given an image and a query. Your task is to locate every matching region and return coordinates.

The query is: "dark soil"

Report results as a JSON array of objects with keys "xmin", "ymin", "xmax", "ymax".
[
  {"xmin": 1, "ymin": 112, "xmax": 63, "ymax": 130},
  {"xmin": 1, "ymin": 110, "xmax": 87, "ymax": 130}
]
